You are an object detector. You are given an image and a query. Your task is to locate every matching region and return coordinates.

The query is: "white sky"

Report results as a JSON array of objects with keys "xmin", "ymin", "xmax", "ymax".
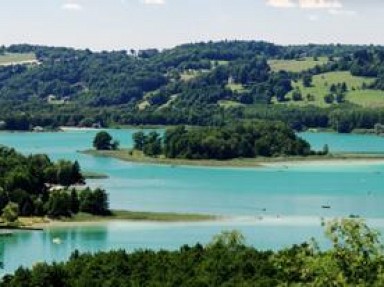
[{"xmin": 0, "ymin": 0, "xmax": 382, "ymax": 51}]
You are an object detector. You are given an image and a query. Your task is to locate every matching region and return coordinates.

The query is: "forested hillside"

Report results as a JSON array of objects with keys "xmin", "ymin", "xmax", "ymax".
[{"xmin": 1, "ymin": 41, "xmax": 384, "ymax": 132}]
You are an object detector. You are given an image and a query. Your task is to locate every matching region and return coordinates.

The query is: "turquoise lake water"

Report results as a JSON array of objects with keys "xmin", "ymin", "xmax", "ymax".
[{"xmin": 0, "ymin": 130, "xmax": 383, "ymax": 275}]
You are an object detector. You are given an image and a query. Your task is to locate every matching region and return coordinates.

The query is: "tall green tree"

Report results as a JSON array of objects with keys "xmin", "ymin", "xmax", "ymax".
[{"xmin": 93, "ymin": 131, "xmax": 119, "ymax": 150}]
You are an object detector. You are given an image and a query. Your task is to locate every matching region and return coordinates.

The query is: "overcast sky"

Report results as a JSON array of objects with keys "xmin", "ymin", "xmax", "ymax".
[{"xmin": 0, "ymin": 0, "xmax": 383, "ymax": 51}]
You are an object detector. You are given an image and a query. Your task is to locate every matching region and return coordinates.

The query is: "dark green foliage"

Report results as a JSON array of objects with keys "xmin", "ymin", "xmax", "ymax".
[
  {"xmin": 132, "ymin": 131, "xmax": 146, "ymax": 151},
  {"xmin": 93, "ymin": 131, "xmax": 118, "ymax": 150},
  {"xmin": 292, "ymin": 89, "xmax": 303, "ymax": 101},
  {"xmin": 302, "ymin": 74, "xmax": 313, "ymax": 87},
  {"xmin": 137, "ymin": 122, "xmax": 312, "ymax": 160},
  {"xmin": 3, "ymin": 220, "xmax": 384, "ymax": 286},
  {"xmin": 79, "ymin": 188, "xmax": 110, "ymax": 215},
  {"xmin": 0, "ymin": 146, "xmax": 108, "ymax": 218},
  {"xmin": 46, "ymin": 190, "xmax": 72, "ymax": 217},
  {"xmin": 324, "ymin": 93, "xmax": 335, "ymax": 104}
]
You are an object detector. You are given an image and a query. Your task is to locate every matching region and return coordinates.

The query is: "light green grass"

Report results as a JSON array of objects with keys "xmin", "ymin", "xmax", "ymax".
[
  {"xmin": 67, "ymin": 210, "xmax": 216, "ymax": 222},
  {"xmin": 0, "ymin": 53, "xmax": 37, "ymax": 66},
  {"xmin": 347, "ymin": 90, "xmax": 384, "ymax": 108},
  {"xmin": 180, "ymin": 70, "xmax": 201, "ymax": 81},
  {"xmin": 268, "ymin": 57, "xmax": 329, "ymax": 73},
  {"xmin": 226, "ymin": 83, "xmax": 247, "ymax": 92},
  {"xmin": 279, "ymin": 71, "xmax": 376, "ymax": 107},
  {"xmin": 211, "ymin": 60, "xmax": 229, "ymax": 67},
  {"xmin": 218, "ymin": 100, "xmax": 245, "ymax": 108},
  {"xmin": 138, "ymin": 100, "xmax": 150, "ymax": 110}
]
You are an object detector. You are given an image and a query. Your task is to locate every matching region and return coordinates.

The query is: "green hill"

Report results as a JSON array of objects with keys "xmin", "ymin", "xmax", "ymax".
[{"xmin": 1, "ymin": 42, "xmax": 384, "ymax": 132}]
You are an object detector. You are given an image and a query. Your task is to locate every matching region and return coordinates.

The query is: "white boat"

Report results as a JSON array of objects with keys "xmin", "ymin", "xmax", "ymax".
[{"xmin": 52, "ymin": 237, "xmax": 62, "ymax": 244}]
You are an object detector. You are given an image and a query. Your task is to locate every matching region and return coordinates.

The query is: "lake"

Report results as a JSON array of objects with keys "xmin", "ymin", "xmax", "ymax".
[{"xmin": 0, "ymin": 130, "xmax": 383, "ymax": 275}]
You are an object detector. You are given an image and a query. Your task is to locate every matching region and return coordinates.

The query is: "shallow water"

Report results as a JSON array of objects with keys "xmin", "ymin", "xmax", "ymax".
[{"xmin": 0, "ymin": 130, "xmax": 383, "ymax": 275}]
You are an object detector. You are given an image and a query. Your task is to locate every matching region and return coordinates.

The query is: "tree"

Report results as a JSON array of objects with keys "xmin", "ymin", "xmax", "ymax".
[
  {"xmin": 323, "ymin": 218, "xmax": 384, "ymax": 285},
  {"xmin": 0, "ymin": 188, "xmax": 8, "ymax": 212},
  {"xmin": 322, "ymin": 144, "xmax": 329, "ymax": 155},
  {"xmin": 143, "ymin": 132, "xmax": 162, "ymax": 157},
  {"xmin": 324, "ymin": 93, "xmax": 335, "ymax": 104},
  {"xmin": 133, "ymin": 131, "xmax": 146, "ymax": 151},
  {"xmin": 2, "ymin": 202, "xmax": 19, "ymax": 223},
  {"xmin": 303, "ymin": 74, "xmax": 313, "ymax": 87},
  {"xmin": 46, "ymin": 190, "xmax": 72, "ymax": 218},
  {"xmin": 56, "ymin": 160, "xmax": 75, "ymax": 187},
  {"xmin": 93, "ymin": 131, "xmax": 117, "ymax": 150},
  {"xmin": 70, "ymin": 189, "xmax": 80, "ymax": 214},
  {"xmin": 335, "ymin": 92, "xmax": 345, "ymax": 103},
  {"xmin": 79, "ymin": 188, "xmax": 109, "ymax": 215},
  {"xmin": 292, "ymin": 89, "xmax": 303, "ymax": 101}
]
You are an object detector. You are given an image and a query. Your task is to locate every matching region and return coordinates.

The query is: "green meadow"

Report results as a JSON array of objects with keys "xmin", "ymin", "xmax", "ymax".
[
  {"xmin": 0, "ymin": 53, "xmax": 37, "ymax": 65},
  {"xmin": 282, "ymin": 71, "xmax": 378, "ymax": 107},
  {"xmin": 268, "ymin": 57, "xmax": 329, "ymax": 73}
]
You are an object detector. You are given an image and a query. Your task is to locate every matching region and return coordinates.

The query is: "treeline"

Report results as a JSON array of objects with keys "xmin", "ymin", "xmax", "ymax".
[
  {"xmin": 0, "ymin": 146, "xmax": 109, "ymax": 221},
  {"xmin": 133, "ymin": 122, "xmax": 317, "ymax": 160},
  {"xmin": 2, "ymin": 219, "xmax": 384, "ymax": 286}
]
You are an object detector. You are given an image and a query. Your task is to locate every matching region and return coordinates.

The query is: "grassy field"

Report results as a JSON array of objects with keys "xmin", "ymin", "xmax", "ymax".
[
  {"xmin": 280, "ymin": 71, "xmax": 377, "ymax": 107},
  {"xmin": 226, "ymin": 83, "xmax": 247, "ymax": 92},
  {"xmin": 347, "ymin": 90, "xmax": 384, "ymax": 108},
  {"xmin": 180, "ymin": 70, "xmax": 203, "ymax": 81},
  {"xmin": 268, "ymin": 57, "xmax": 329, "ymax": 73},
  {"xmin": 68, "ymin": 210, "xmax": 215, "ymax": 222},
  {"xmin": 0, "ymin": 53, "xmax": 37, "ymax": 66},
  {"xmin": 218, "ymin": 100, "xmax": 245, "ymax": 108},
  {"xmin": 9, "ymin": 211, "xmax": 215, "ymax": 229}
]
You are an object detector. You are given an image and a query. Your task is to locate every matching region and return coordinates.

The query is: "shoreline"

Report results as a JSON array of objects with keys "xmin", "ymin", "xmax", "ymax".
[
  {"xmin": 9, "ymin": 210, "xmax": 217, "ymax": 230},
  {"xmin": 81, "ymin": 149, "xmax": 384, "ymax": 169}
]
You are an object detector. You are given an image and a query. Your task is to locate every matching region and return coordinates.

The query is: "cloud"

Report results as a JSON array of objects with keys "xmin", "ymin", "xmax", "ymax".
[
  {"xmin": 61, "ymin": 2, "xmax": 83, "ymax": 11},
  {"xmin": 267, "ymin": 0, "xmax": 296, "ymax": 8},
  {"xmin": 267, "ymin": 0, "xmax": 343, "ymax": 9},
  {"xmin": 328, "ymin": 9, "xmax": 357, "ymax": 16},
  {"xmin": 308, "ymin": 14, "xmax": 319, "ymax": 21},
  {"xmin": 141, "ymin": 0, "xmax": 165, "ymax": 5},
  {"xmin": 299, "ymin": 0, "xmax": 342, "ymax": 9}
]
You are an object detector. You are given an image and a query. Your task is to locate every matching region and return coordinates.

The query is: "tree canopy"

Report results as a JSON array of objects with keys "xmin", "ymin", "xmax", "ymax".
[
  {"xmin": 2, "ymin": 219, "xmax": 384, "ymax": 286},
  {"xmin": 0, "ymin": 146, "xmax": 109, "ymax": 220},
  {"xmin": 134, "ymin": 122, "xmax": 315, "ymax": 160}
]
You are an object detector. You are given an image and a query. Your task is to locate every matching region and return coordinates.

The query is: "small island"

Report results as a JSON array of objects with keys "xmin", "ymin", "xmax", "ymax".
[{"xmin": 83, "ymin": 122, "xmax": 333, "ymax": 168}]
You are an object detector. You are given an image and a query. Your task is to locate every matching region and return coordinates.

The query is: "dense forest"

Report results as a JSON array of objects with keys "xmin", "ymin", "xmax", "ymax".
[
  {"xmin": 1, "ymin": 42, "xmax": 384, "ymax": 132},
  {"xmin": 0, "ymin": 146, "xmax": 109, "ymax": 222},
  {"xmin": 2, "ymin": 219, "xmax": 383, "ymax": 286},
  {"xmin": 133, "ymin": 122, "xmax": 318, "ymax": 160}
]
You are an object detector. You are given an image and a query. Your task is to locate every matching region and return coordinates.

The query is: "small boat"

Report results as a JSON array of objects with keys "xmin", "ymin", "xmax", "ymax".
[
  {"xmin": 52, "ymin": 237, "xmax": 62, "ymax": 245},
  {"xmin": 321, "ymin": 205, "xmax": 331, "ymax": 209}
]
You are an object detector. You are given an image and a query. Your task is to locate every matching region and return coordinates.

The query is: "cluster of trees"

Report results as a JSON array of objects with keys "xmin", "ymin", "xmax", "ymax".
[
  {"xmin": 45, "ymin": 188, "xmax": 110, "ymax": 218},
  {"xmin": 133, "ymin": 122, "xmax": 317, "ymax": 160},
  {"xmin": 2, "ymin": 219, "xmax": 384, "ymax": 286},
  {"xmin": 0, "ymin": 146, "xmax": 109, "ymax": 221},
  {"xmin": 324, "ymin": 83, "xmax": 348, "ymax": 104},
  {"xmin": 93, "ymin": 131, "xmax": 119, "ymax": 150}
]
